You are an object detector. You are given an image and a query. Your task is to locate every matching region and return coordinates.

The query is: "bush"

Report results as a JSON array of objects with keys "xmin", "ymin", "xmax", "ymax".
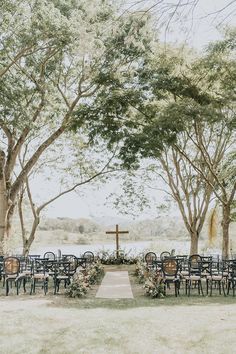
[
  {"xmin": 135, "ymin": 260, "xmax": 165, "ymax": 298},
  {"xmin": 66, "ymin": 261, "xmax": 104, "ymax": 298},
  {"xmin": 97, "ymin": 249, "xmax": 140, "ymax": 265},
  {"xmin": 65, "ymin": 273, "xmax": 90, "ymax": 298}
]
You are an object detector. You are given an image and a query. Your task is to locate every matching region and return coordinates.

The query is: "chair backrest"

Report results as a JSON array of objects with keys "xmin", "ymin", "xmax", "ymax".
[
  {"xmin": 189, "ymin": 254, "xmax": 202, "ymax": 265},
  {"xmin": 43, "ymin": 252, "xmax": 56, "ymax": 260},
  {"xmin": 188, "ymin": 254, "xmax": 202, "ymax": 274},
  {"xmin": 76, "ymin": 257, "xmax": 87, "ymax": 269},
  {"xmin": 4, "ymin": 257, "xmax": 20, "ymax": 276},
  {"xmin": 162, "ymin": 259, "xmax": 179, "ymax": 277},
  {"xmin": 83, "ymin": 251, "xmax": 94, "ymax": 263},
  {"xmin": 160, "ymin": 251, "xmax": 171, "ymax": 261},
  {"xmin": 62, "ymin": 255, "xmax": 78, "ymax": 273},
  {"xmin": 230, "ymin": 262, "xmax": 236, "ymax": 278},
  {"xmin": 145, "ymin": 252, "xmax": 157, "ymax": 264},
  {"xmin": 54, "ymin": 261, "xmax": 71, "ymax": 277},
  {"xmin": 32, "ymin": 258, "xmax": 52, "ymax": 275}
]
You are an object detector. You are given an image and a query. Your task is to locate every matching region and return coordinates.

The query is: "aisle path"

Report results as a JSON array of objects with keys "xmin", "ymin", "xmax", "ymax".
[{"xmin": 96, "ymin": 271, "xmax": 134, "ymax": 299}]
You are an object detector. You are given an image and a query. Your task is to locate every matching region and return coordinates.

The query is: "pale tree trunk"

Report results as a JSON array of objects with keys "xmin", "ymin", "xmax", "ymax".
[
  {"xmin": 190, "ymin": 231, "xmax": 199, "ymax": 255},
  {"xmin": 22, "ymin": 216, "xmax": 40, "ymax": 257},
  {"xmin": 0, "ymin": 181, "xmax": 8, "ymax": 255},
  {"xmin": 221, "ymin": 204, "xmax": 231, "ymax": 260},
  {"xmin": 18, "ymin": 187, "xmax": 40, "ymax": 257},
  {"xmin": 0, "ymin": 149, "xmax": 8, "ymax": 255}
]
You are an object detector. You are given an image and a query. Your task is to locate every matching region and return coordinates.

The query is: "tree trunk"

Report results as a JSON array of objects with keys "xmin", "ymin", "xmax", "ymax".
[
  {"xmin": 22, "ymin": 240, "xmax": 30, "ymax": 257},
  {"xmin": 0, "ymin": 179, "xmax": 8, "ymax": 255},
  {"xmin": 22, "ymin": 215, "xmax": 40, "ymax": 257},
  {"xmin": 222, "ymin": 204, "xmax": 231, "ymax": 260},
  {"xmin": 190, "ymin": 232, "xmax": 199, "ymax": 255}
]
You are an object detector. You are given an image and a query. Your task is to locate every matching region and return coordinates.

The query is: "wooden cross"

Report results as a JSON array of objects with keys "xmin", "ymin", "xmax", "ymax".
[{"xmin": 106, "ymin": 224, "xmax": 129, "ymax": 258}]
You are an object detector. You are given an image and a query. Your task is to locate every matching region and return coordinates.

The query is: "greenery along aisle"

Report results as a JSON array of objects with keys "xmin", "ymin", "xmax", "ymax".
[{"xmin": 66, "ymin": 262, "xmax": 104, "ymax": 298}]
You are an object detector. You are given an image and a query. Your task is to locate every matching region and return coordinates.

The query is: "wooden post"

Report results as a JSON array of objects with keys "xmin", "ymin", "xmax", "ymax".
[{"xmin": 106, "ymin": 224, "xmax": 129, "ymax": 258}]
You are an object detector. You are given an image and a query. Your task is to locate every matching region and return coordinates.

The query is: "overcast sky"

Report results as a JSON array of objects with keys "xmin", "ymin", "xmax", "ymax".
[{"xmin": 35, "ymin": 0, "xmax": 236, "ymax": 221}]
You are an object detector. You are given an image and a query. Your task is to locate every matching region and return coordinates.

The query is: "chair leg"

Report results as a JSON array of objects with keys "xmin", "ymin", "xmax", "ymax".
[
  {"xmin": 185, "ymin": 280, "xmax": 188, "ymax": 295},
  {"xmin": 6, "ymin": 279, "xmax": 9, "ymax": 296},
  {"xmin": 44, "ymin": 279, "xmax": 48, "ymax": 295},
  {"xmin": 57, "ymin": 280, "xmax": 60, "ymax": 293},
  {"xmin": 197, "ymin": 281, "xmax": 200, "ymax": 295},
  {"xmin": 219, "ymin": 281, "xmax": 221, "ymax": 295},
  {"xmin": 16, "ymin": 280, "xmax": 19, "ymax": 295},
  {"xmin": 222, "ymin": 281, "xmax": 226, "ymax": 296},
  {"xmin": 210, "ymin": 280, "xmax": 213, "ymax": 297},
  {"xmin": 188, "ymin": 281, "xmax": 191, "ymax": 297},
  {"xmin": 200, "ymin": 281, "xmax": 204, "ymax": 296},
  {"xmin": 23, "ymin": 278, "xmax": 26, "ymax": 293},
  {"xmin": 54, "ymin": 279, "xmax": 57, "ymax": 295},
  {"xmin": 163, "ymin": 283, "xmax": 166, "ymax": 296}
]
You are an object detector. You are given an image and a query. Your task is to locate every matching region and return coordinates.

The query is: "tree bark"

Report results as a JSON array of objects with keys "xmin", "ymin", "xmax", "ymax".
[
  {"xmin": 22, "ymin": 215, "xmax": 40, "ymax": 256},
  {"xmin": 0, "ymin": 182, "xmax": 8, "ymax": 255},
  {"xmin": 222, "ymin": 204, "xmax": 231, "ymax": 260},
  {"xmin": 190, "ymin": 232, "xmax": 199, "ymax": 255}
]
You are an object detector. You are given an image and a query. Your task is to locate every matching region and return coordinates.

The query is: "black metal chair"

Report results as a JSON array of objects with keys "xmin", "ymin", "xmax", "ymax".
[
  {"xmin": 145, "ymin": 252, "xmax": 157, "ymax": 269},
  {"xmin": 185, "ymin": 255, "xmax": 204, "ymax": 296},
  {"xmin": 162, "ymin": 258, "xmax": 180, "ymax": 297},
  {"xmin": 30, "ymin": 259, "xmax": 49, "ymax": 295},
  {"xmin": 227, "ymin": 262, "xmax": 236, "ymax": 296},
  {"xmin": 3, "ymin": 257, "xmax": 26, "ymax": 296},
  {"xmin": 53, "ymin": 261, "xmax": 71, "ymax": 294},
  {"xmin": 83, "ymin": 251, "xmax": 94, "ymax": 264},
  {"xmin": 62, "ymin": 255, "xmax": 78, "ymax": 275},
  {"xmin": 160, "ymin": 251, "xmax": 171, "ymax": 261},
  {"xmin": 43, "ymin": 252, "xmax": 56, "ymax": 260},
  {"xmin": 208, "ymin": 260, "xmax": 228, "ymax": 296}
]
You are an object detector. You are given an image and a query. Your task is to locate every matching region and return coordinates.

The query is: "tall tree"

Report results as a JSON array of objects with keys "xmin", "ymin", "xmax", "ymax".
[
  {"xmin": 0, "ymin": 0, "xmax": 152, "ymax": 254},
  {"xmin": 75, "ymin": 30, "xmax": 236, "ymax": 258}
]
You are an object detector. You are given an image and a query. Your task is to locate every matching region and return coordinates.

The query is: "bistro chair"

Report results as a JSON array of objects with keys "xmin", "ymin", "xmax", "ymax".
[
  {"xmin": 83, "ymin": 251, "xmax": 94, "ymax": 264},
  {"xmin": 162, "ymin": 258, "xmax": 180, "ymax": 297},
  {"xmin": 145, "ymin": 252, "xmax": 157, "ymax": 270},
  {"xmin": 185, "ymin": 254, "xmax": 204, "ymax": 296},
  {"xmin": 43, "ymin": 252, "xmax": 56, "ymax": 260},
  {"xmin": 3, "ymin": 257, "xmax": 26, "ymax": 296},
  {"xmin": 30, "ymin": 259, "xmax": 49, "ymax": 295},
  {"xmin": 160, "ymin": 251, "xmax": 171, "ymax": 261},
  {"xmin": 53, "ymin": 261, "xmax": 71, "ymax": 294},
  {"xmin": 62, "ymin": 255, "xmax": 78, "ymax": 275},
  {"xmin": 208, "ymin": 261, "xmax": 228, "ymax": 296},
  {"xmin": 227, "ymin": 262, "xmax": 236, "ymax": 296}
]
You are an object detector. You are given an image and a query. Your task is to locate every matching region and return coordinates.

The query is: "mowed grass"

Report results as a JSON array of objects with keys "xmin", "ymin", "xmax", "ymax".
[{"xmin": 0, "ymin": 265, "xmax": 236, "ymax": 354}]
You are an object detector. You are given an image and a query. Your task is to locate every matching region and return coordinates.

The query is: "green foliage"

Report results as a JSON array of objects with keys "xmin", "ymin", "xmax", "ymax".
[
  {"xmin": 66, "ymin": 261, "xmax": 104, "ymax": 298},
  {"xmin": 97, "ymin": 249, "xmax": 140, "ymax": 265},
  {"xmin": 135, "ymin": 260, "xmax": 165, "ymax": 298}
]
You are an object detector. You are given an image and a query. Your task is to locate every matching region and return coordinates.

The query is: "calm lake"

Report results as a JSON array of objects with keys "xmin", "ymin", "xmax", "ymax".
[{"xmin": 29, "ymin": 239, "xmax": 218, "ymax": 257}]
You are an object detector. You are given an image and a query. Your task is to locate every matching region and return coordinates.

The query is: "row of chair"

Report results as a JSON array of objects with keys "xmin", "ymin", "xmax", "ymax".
[
  {"xmin": 145, "ymin": 253, "xmax": 236, "ymax": 297},
  {"xmin": 0, "ymin": 251, "xmax": 95, "ymax": 296}
]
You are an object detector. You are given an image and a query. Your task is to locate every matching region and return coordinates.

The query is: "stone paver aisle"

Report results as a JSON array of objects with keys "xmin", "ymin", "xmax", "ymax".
[{"xmin": 96, "ymin": 271, "xmax": 134, "ymax": 299}]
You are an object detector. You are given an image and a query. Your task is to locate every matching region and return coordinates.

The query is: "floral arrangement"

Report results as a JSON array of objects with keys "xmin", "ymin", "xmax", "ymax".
[
  {"xmin": 135, "ymin": 260, "xmax": 165, "ymax": 298},
  {"xmin": 65, "ymin": 272, "xmax": 90, "ymax": 298},
  {"xmin": 66, "ymin": 261, "xmax": 104, "ymax": 298},
  {"xmin": 144, "ymin": 273, "xmax": 164, "ymax": 298},
  {"xmin": 97, "ymin": 249, "xmax": 140, "ymax": 265},
  {"xmin": 134, "ymin": 260, "xmax": 149, "ymax": 283}
]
